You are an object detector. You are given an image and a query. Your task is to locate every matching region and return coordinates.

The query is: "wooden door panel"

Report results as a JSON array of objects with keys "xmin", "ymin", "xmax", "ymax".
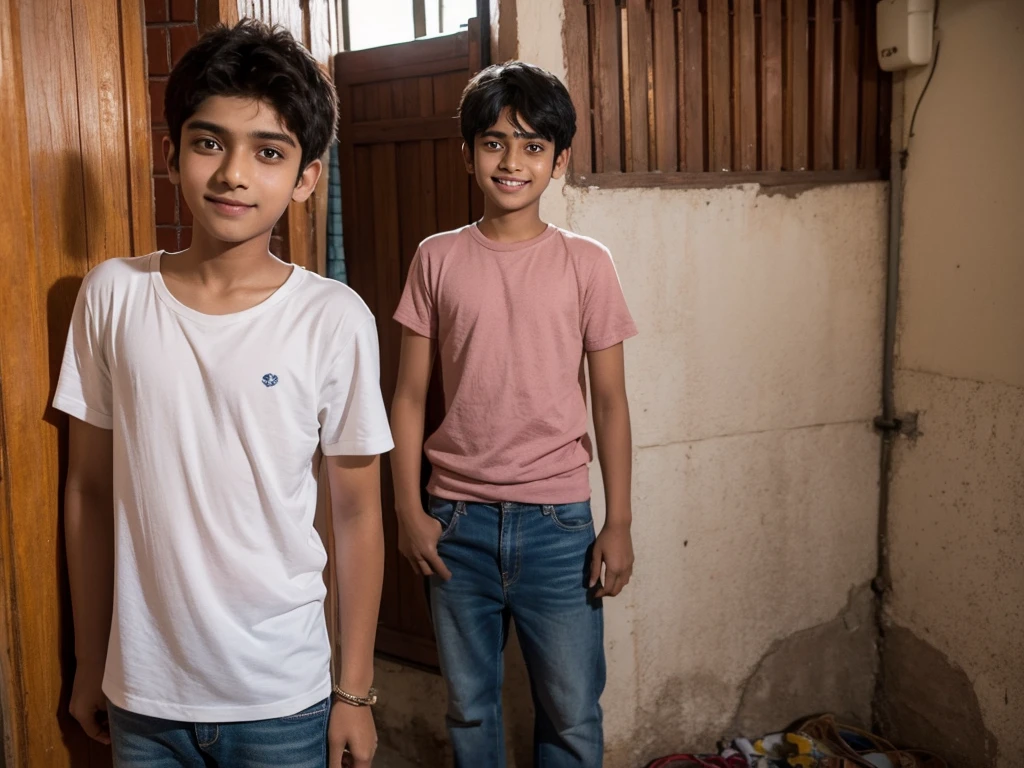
[
  {"xmin": 0, "ymin": 0, "xmax": 153, "ymax": 765},
  {"xmin": 335, "ymin": 21, "xmax": 481, "ymax": 668}
]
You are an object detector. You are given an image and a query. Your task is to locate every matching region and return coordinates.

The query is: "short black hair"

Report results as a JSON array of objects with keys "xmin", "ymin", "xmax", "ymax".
[
  {"xmin": 165, "ymin": 19, "xmax": 337, "ymax": 172},
  {"xmin": 458, "ymin": 61, "xmax": 576, "ymax": 157}
]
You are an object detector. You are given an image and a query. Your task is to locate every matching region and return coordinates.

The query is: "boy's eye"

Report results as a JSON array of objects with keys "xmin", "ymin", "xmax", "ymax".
[
  {"xmin": 196, "ymin": 138, "xmax": 221, "ymax": 151},
  {"xmin": 484, "ymin": 141, "xmax": 503, "ymax": 150},
  {"xmin": 526, "ymin": 144, "xmax": 544, "ymax": 153},
  {"xmin": 259, "ymin": 148, "xmax": 283, "ymax": 160}
]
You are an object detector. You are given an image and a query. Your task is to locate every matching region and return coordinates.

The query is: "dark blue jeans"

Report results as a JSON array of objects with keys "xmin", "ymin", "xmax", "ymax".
[
  {"xmin": 108, "ymin": 698, "xmax": 329, "ymax": 767},
  {"xmin": 428, "ymin": 498, "xmax": 606, "ymax": 768}
]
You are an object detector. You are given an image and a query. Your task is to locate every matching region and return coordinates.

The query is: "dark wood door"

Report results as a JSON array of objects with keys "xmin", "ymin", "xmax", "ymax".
[{"xmin": 334, "ymin": 23, "xmax": 483, "ymax": 668}]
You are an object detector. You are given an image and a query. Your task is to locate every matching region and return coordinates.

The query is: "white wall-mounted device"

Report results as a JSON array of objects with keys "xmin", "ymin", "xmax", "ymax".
[{"xmin": 876, "ymin": 0, "xmax": 936, "ymax": 71}]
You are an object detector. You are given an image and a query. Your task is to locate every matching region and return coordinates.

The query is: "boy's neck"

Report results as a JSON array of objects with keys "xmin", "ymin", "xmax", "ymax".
[
  {"xmin": 173, "ymin": 226, "xmax": 285, "ymax": 284},
  {"xmin": 476, "ymin": 201, "xmax": 548, "ymax": 243}
]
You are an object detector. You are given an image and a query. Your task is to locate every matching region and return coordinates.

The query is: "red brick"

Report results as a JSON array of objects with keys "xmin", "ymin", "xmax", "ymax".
[
  {"xmin": 154, "ymin": 177, "xmax": 178, "ymax": 225},
  {"xmin": 152, "ymin": 129, "xmax": 169, "ymax": 173},
  {"xmin": 146, "ymin": 27, "xmax": 169, "ymax": 76},
  {"xmin": 179, "ymin": 227, "xmax": 192, "ymax": 248},
  {"xmin": 179, "ymin": 191, "xmax": 193, "ymax": 226},
  {"xmin": 156, "ymin": 226, "xmax": 178, "ymax": 252},
  {"xmin": 145, "ymin": 0, "xmax": 168, "ymax": 22},
  {"xmin": 170, "ymin": 25, "xmax": 199, "ymax": 66},
  {"xmin": 170, "ymin": 0, "xmax": 196, "ymax": 22},
  {"xmin": 149, "ymin": 79, "xmax": 167, "ymax": 126}
]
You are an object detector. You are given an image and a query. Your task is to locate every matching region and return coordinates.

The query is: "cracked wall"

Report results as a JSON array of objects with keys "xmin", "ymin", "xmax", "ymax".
[{"xmin": 883, "ymin": 2, "xmax": 1024, "ymax": 765}]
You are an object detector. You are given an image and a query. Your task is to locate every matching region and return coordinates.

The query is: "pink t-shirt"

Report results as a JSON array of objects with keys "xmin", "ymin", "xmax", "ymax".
[{"xmin": 394, "ymin": 224, "xmax": 637, "ymax": 503}]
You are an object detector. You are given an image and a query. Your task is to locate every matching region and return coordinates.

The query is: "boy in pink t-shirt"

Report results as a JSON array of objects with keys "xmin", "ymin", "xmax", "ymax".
[{"xmin": 391, "ymin": 61, "xmax": 637, "ymax": 767}]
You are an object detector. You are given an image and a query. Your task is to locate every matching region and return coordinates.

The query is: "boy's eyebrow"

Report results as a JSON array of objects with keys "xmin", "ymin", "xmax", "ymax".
[
  {"xmin": 480, "ymin": 129, "xmax": 546, "ymax": 141},
  {"xmin": 185, "ymin": 119, "xmax": 298, "ymax": 147}
]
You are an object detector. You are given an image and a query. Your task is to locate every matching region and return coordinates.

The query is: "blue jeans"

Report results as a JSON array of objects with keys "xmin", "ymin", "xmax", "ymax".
[
  {"xmin": 428, "ymin": 498, "xmax": 605, "ymax": 768},
  {"xmin": 108, "ymin": 698, "xmax": 330, "ymax": 767}
]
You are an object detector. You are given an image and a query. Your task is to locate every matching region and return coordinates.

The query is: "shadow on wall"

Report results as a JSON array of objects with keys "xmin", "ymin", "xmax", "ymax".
[
  {"xmin": 46, "ymin": 151, "xmax": 115, "ymax": 768},
  {"xmin": 878, "ymin": 625, "xmax": 997, "ymax": 768}
]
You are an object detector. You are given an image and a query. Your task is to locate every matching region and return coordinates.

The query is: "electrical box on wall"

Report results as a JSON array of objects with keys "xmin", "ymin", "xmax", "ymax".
[{"xmin": 876, "ymin": 0, "xmax": 935, "ymax": 71}]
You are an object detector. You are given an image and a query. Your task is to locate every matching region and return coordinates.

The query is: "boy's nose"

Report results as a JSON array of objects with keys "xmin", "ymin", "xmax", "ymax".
[{"xmin": 217, "ymin": 151, "xmax": 250, "ymax": 188}]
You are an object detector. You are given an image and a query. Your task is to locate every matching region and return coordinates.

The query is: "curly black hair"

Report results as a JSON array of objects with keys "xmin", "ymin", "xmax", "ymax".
[
  {"xmin": 458, "ymin": 61, "xmax": 576, "ymax": 157},
  {"xmin": 165, "ymin": 19, "xmax": 337, "ymax": 172}
]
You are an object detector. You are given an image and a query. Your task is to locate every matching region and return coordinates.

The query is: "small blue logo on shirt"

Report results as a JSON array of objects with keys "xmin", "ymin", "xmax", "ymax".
[{"xmin": 262, "ymin": 373, "xmax": 279, "ymax": 388}]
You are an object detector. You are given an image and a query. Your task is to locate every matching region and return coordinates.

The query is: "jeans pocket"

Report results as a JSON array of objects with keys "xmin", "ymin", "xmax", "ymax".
[
  {"xmin": 427, "ymin": 497, "xmax": 464, "ymax": 542},
  {"xmin": 543, "ymin": 501, "xmax": 594, "ymax": 532},
  {"xmin": 279, "ymin": 698, "xmax": 329, "ymax": 722}
]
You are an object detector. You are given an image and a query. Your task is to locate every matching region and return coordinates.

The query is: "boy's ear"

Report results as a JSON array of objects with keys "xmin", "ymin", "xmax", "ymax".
[
  {"xmin": 551, "ymin": 148, "xmax": 571, "ymax": 180},
  {"xmin": 292, "ymin": 158, "xmax": 323, "ymax": 203},
  {"xmin": 461, "ymin": 141, "xmax": 474, "ymax": 174},
  {"xmin": 163, "ymin": 136, "xmax": 180, "ymax": 184}
]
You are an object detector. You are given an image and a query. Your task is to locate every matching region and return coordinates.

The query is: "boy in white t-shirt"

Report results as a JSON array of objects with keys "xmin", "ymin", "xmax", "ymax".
[{"xmin": 54, "ymin": 21, "xmax": 392, "ymax": 768}]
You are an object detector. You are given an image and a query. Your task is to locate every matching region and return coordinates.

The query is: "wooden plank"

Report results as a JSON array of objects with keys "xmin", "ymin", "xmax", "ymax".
[
  {"xmin": 378, "ymin": 81, "xmax": 394, "ymax": 120},
  {"xmin": 363, "ymin": 77, "xmax": 381, "ymax": 121},
  {"xmin": 785, "ymin": 0, "xmax": 809, "ymax": 170},
  {"xmin": 563, "ymin": 0, "xmax": 592, "ymax": 176},
  {"xmin": 0, "ymin": 4, "xmax": 38, "ymax": 763},
  {"xmin": 433, "ymin": 70, "xmax": 467, "ymax": 118},
  {"xmin": 434, "ymin": 139, "xmax": 461, "ymax": 233},
  {"xmin": 858, "ymin": 0, "xmax": 878, "ymax": 170},
  {"xmin": 678, "ymin": 0, "xmax": 704, "ymax": 172},
  {"xmin": 337, "ymin": 30, "xmax": 468, "ymax": 76},
  {"xmin": 592, "ymin": 0, "xmax": 622, "ymax": 173},
  {"xmin": 735, "ymin": 0, "xmax": 757, "ymax": 170},
  {"xmin": 198, "ymin": 0, "xmax": 239, "ymax": 31},
  {"xmin": 707, "ymin": 0, "xmax": 731, "ymax": 171},
  {"xmin": 837, "ymin": 0, "xmax": 859, "ymax": 170},
  {"xmin": 121, "ymin": 0, "xmax": 157, "ymax": 253},
  {"xmin": 578, "ymin": 168, "xmax": 883, "ymax": 188},
  {"xmin": 306, "ymin": 0, "xmax": 332, "ymax": 64},
  {"xmin": 761, "ymin": 0, "xmax": 784, "ymax": 171},
  {"xmin": 351, "ymin": 84, "xmax": 367, "ymax": 122},
  {"xmin": 413, "ymin": 0, "xmax": 427, "ymax": 38},
  {"xmin": 418, "ymin": 140, "xmax": 438, "ymax": 241},
  {"xmin": 625, "ymin": 0, "xmax": 649, "ymax": 172},
  {"xmin": 651, "ymin": 0, "xmax": 677, "ymax": 172},
  {"xmin": 813, "ymin": 0, "xmax": 835, "ymax": 170}
]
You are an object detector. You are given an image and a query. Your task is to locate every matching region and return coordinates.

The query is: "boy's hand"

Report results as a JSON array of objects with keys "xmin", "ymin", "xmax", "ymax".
[
  {"xmin": 329, "ymin": 703, "xmax": 376, "ymax": 767},
  {"xmin": 397, "ymin": 510, "xmax": 452, "ymax": 580},
  {"xmin": 589, "ymin": 522, "xmax": 634, "ymax": 598},
  {"xmin": 69, "ymin": 660, "xmax": 110, "ymax": 744}
]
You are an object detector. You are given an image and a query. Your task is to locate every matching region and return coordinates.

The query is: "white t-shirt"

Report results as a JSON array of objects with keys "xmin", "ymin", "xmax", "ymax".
[{"xmin": 53, "ymin": 252, "xmax": 394, "ymax": 722}]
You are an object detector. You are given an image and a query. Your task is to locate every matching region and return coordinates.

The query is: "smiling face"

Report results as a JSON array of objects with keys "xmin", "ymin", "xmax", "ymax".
[
  {"xmin": 166, "ymin": 95, "xmax": 321, "ymax": 247},
  {"xmin": 464, "ymin": 107, "xmax": 570, "ymax": 217}
]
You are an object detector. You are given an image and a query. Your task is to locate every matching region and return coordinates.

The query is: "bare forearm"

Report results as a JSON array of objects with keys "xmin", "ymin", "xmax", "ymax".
[
  {"xmin": 333, "ymin": 508, "xmax": 384, "ymax": 694},
  {"xmin": 593, "ymin": 399, "xmax": 633, "ymax": 527},
  {"xmin": 389, "ymin": 395, "xmax": 427, "ymax": 518},
  {"xmin": 65, "ymin": 488, "xmax": 114, "ymax": 665}
]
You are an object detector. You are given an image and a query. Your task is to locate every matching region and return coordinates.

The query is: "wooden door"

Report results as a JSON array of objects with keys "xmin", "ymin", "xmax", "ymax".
[
  {"xmin": 334, "ymin": 23, "xmax": 483, "ymax": 668},
  {"xmin": 0, "ymin": 0, "xmax": 153, "ymax": 765}
]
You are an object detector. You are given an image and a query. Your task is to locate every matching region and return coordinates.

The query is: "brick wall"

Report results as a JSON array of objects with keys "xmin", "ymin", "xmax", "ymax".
[{"xmin": 145, "ymin": 0, "xmax": 198, "ymax": 253}]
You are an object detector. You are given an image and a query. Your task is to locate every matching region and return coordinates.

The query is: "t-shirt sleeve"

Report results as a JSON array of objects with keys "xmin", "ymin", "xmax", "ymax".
[
  {"xmin": 581, "ymin": 248, "xmax": 639, "ymax": 352},
  {"xmin": 319, "ymin": 316, "xmax": 395, "ymax": 456},
  {"xmin": 393, "ymin": 248, "xmax": 436, "ymax": 338},
  {"xmin": 53, "ymin": 276, "xmax": 114, "ymax": 429}
]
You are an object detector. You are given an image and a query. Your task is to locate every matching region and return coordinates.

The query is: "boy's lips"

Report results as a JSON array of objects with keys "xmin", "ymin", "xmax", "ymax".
[
  {"xmin": 205, "ymin": 195, "xmax": 256, "ymax": 215},
  {"xmin": 492, "ymin": 176, "xmax": 530, "ymax": 192}
]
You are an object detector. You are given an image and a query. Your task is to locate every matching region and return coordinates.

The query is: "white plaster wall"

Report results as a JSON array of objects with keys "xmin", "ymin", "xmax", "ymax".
[{"xmin": 887, "ymin": 0, "xmax": 1024, "ymax": 762}]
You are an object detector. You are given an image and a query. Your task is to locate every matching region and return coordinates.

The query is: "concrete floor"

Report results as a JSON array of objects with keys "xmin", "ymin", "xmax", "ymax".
[{"xmin": 373, "ymin": 743, "xmax": 420, "ymax": 767}]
